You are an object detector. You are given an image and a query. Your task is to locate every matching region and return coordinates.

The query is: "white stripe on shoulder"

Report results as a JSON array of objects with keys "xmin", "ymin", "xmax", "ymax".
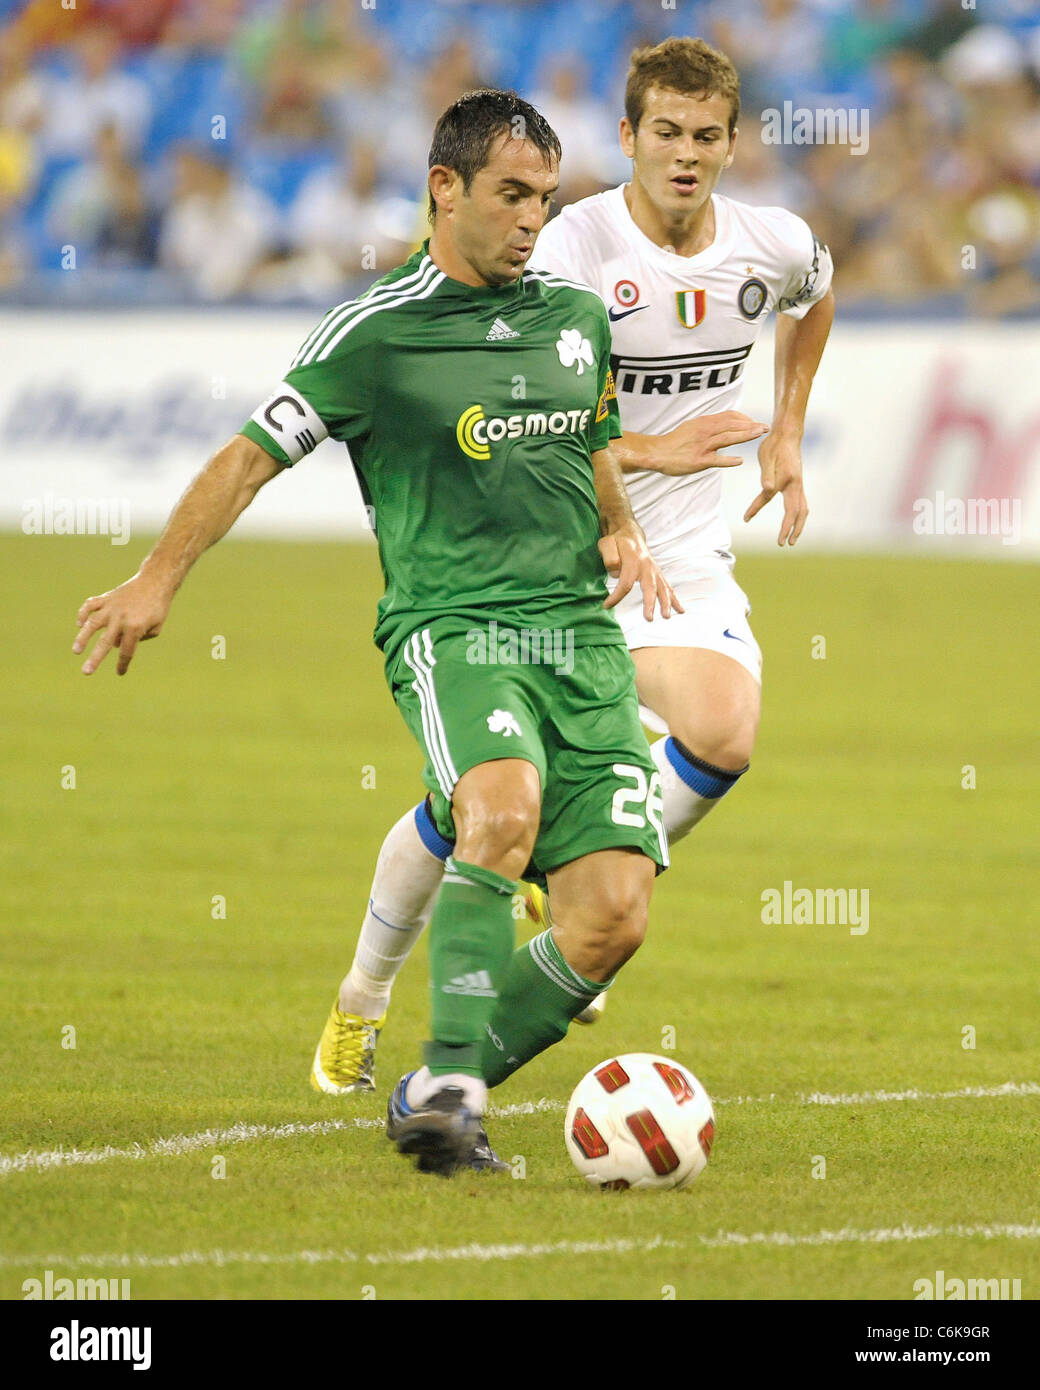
[
  {"xmin": 295, "ymin": 257, "xmax": 439, "ymax": 366},
  {"xmin": 293, "ymin": 258, "xmax": 439, "ymax": 367},
  {"xmin": 314, "ymin": 266, "xmax": 446, "ymax": 363},
  {"xmin": 523, "ymin": 268, "xmax": 602, "ymax": 297},
  {"xmin": 291, "ymin": 267, "xmax": 430, "ymax": 368}
]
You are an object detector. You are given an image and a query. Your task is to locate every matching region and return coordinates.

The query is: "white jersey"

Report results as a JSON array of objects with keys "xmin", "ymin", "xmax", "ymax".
[{"xmin": 528, "ymin": 185, "xmax": 833, "ymax": 561}]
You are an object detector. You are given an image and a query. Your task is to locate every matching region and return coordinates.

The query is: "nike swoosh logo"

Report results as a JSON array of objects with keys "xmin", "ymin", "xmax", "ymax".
[
  {"xmin": 608, "ymin": 305, "xmax": 648, "ymax": 321},
  {"xmin": 723, "ymin": 628, "xmax": 748, "ymax": 645}
]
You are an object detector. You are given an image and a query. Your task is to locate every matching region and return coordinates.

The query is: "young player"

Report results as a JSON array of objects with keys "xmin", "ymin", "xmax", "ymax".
[
  {"xmin": 313, "ymin": 38, "xmax": 834, "ymax": 1095},
  {"xmin": 73, "ymin": 89, "xmax": 679, "ymax": 1177}
]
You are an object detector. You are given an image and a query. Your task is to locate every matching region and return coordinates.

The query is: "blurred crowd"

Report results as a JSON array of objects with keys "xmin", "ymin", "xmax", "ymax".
[{"xmin": 0, "ymin": 0, "xmax": 1038, "ymax": 314}]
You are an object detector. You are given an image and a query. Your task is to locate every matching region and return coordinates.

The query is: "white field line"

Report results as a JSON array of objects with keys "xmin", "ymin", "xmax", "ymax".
[
  {"xmin": 693, "ymin": 1223, "xmax": 1040, "ymax": 1250},
  {"xmin": 719, "ymin": 1081, "xmax": 1040, "ymax": 1107},
  {"xmin": 0, "ymin": 1117, "xmax": 384, "ymax": 1178},
  {"xmin": 803, "ymin": 1082, "xmax": 1040, "ymax": 1106},
  {"xmin": 1, "ymin": 1082, "xmax": 1036, "ymax": 1180},
  {"xmin": 1, "ymin": 1225, "xmax": 1038, "ymax": 1273}
]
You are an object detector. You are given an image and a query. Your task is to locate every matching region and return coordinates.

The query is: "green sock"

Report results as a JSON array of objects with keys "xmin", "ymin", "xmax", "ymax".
[
  {"xmin": 425, "ymin": 856, "xmax": 517, "ymax": 1078},
  {"xmin": 481, "ymin": 929, "xmax": 610, "ymax": 1087}
]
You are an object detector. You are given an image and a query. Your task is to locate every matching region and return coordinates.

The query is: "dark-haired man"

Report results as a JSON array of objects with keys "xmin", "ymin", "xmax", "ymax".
[
  {"xmin": 322, "ymin": 38, "xmax": 834, "ymax": 1083},
  {"xmin": 73, "ymin": 90, "xmax": 677, "ymax": 1177}
]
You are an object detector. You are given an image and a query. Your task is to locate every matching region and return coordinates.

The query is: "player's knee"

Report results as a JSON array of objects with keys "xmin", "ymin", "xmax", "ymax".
[
  {"xmin": 676, "ymin": 719, "xmax": 757, "ymax": 773},
  {"xmin": 707, "ymin": 729, "xmax": 756, "ymax": 771},
  {"xmin": 453, "ymin": 801, "xmax": 538, "ymax": 879}
]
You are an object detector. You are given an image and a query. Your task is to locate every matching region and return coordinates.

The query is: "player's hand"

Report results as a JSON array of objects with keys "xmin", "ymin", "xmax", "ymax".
[
  {"xmin": 743, "ymin": 428, "xmax": 809, "ymax": 546},
  {"xmin": 599, "ymin": 522, "xmax": 683, "ymax": 622},
  {"xmin": 655, "ymin": 411, "xmax": 768, "ymax": 476},
  {"xmin": 73, "ymin": 573, "xmax": 173, "ymax": 676}
]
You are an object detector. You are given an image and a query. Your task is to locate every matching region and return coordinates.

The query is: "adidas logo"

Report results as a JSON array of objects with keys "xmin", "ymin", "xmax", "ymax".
[
  {"xmin": 486, "ymin": 317, "xmax": 520, "ymax": 341},
  {"xmin": 443, "ymin": 970, "xmax": 497, "ymax": 997}
]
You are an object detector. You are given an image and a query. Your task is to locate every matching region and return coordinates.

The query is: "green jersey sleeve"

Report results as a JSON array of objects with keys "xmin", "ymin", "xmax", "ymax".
[{"xmin": 239, "ymin": 302, "xmax": 376, "ymax": 466}]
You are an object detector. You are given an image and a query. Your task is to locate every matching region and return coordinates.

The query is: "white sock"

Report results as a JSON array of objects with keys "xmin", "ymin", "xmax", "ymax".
[
  {"xmin": 338, "ymin": 802, "xmax": 449, "ymax": 1018},
  {"xmin": 651, "ymin": 736, "xmax": 748, "ymax": 845},
  {"xmin": 405, "ymin": 1065, "xmax": 487, "ymax": 1116}
]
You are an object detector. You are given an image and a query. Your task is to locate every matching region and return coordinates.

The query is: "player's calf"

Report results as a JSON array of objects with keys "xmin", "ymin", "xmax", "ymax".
[
  {"xmin": 551, "ymin": 893, "xmax": 649, "ymax": 981},
  {"xmin": 401, "ymin": 761, "xmax": 539, "ymax": 1117},
  {"xmin": 479, "ymin": 849, "xmax": 656, "ymax": 1088}
]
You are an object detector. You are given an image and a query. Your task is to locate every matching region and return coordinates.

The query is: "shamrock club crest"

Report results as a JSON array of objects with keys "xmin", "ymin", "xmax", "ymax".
[
  {"xmin": 487, "ymin": 709, "xmax": 522, "ymax": 737},
  {"xmin": 556, "ymin": 328, "xmax": 594, "ymax": 375}
]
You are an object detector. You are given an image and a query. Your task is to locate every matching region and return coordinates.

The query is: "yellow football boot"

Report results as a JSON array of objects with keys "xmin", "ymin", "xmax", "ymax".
[{"xmin": 310, "ymin": 1002, "xmax": 386, "ymax": 1094}]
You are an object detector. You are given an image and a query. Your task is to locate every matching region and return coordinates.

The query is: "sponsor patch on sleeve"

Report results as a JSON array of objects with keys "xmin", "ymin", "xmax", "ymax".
[{"xmin": 595, "ymin": 368, "xmax": 617, "ymax": 422}]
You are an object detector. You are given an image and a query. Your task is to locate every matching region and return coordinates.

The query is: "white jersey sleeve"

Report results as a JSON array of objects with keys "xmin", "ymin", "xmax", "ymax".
[
  {"xmin": 770, "ymin": 208, "xmax": 833, "ymax": 319},
  {"xmin": 529, "ymin": 203, "xmax": 605, "ymax": 301}
]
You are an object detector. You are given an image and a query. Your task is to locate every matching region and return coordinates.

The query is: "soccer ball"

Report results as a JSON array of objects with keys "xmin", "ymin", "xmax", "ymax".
[{"xmin": 564, "ymin": 1053, "xmax": 716, "ymax": 1190}]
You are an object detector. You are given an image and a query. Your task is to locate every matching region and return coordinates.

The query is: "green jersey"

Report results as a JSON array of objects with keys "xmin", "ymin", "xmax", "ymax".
[{"xmin": 240, "ymin": 242, "xmax": 624, "ymax": 663}]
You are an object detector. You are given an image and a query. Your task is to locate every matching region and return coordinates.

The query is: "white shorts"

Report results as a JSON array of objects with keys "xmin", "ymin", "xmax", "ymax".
[{"xmin": 608, "ymin": 553, "xmax": 763, "ymax": 735}]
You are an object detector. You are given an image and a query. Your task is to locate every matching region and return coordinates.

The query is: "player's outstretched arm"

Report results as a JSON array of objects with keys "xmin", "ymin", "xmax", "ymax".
[
  {"xmin": 592, "ymin": 445, "xmax": 683, "ymax": 623},
  {"xmin": 614, "ymin": 411, "xmax": 768, "ymax": 476},
  {"xmin": 744, "ymin": 287, "xmax": 835, "ymax": 546},
  {"xmin": 73, "ymin": 434, "xmax": 283, "ymax": 676}
]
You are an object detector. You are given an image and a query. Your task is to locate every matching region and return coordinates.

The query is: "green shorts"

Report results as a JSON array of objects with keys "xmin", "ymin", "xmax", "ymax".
[{"xmin": 386, "ymin": 620, "xmax": 668, "ymax": 875}]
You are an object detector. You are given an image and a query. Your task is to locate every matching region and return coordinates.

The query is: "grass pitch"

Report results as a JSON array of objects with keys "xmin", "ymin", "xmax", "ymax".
[{"xmin": 1, "ymin": 534, "xmax": 1037, "ymax": 1302}]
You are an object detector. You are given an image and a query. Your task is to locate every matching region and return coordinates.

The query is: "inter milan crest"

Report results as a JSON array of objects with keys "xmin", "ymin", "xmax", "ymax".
[
  {"xmin": 675, "ymin": 288, "xmax": 706, "ymax": 328},
  {"xmin": 738, "ymin": 276, "xmax": 767, "ymax": 320}
]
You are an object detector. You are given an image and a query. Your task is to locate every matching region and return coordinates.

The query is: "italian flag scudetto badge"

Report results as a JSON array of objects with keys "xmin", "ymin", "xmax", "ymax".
[{"xmin": 675, "ymin": 288, "xmax": 707, "ymax": 328}]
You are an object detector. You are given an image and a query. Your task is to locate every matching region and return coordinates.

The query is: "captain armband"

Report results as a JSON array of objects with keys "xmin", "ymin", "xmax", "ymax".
[{"xmin": 249, "ymin": 382, "xmax": 329, "ymax": 464}]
